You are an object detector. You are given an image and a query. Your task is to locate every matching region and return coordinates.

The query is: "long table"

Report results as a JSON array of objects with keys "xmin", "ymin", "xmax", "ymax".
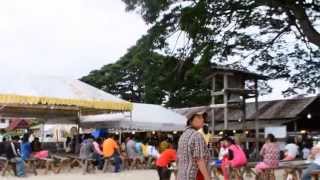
[
  {"xmin": 208, "ymin": 160, "xmax": 310, "ymax": 179},
  {"xmin": 236, "ymin": 160, "xmax": 310, "ymax": 180},
  {"xmin": 279, "ymin": 160, "xmax": 310, "ymax": 180}
]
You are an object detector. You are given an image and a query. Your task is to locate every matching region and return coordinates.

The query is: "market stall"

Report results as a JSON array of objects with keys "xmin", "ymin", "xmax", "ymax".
[
  {"xmin": 80, "ymin": 103, "xmax": 187, "ymax": 131},
  {"xmin": 0, "ymin": 73, "xmax": 132, "ymax": 121}
]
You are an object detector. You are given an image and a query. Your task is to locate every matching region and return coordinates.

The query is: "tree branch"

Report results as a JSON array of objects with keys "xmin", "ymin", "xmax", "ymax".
[
  {"xmin": 289, "ymin": 4, "xmax": 320, "ymax": 47},
  {"xmin": 267, "ymin": 25, "xmax": 291, "ymax": 45},
  {"xmin": 257, "ymin": 0, "xmax": 320, "ymax": 47}
]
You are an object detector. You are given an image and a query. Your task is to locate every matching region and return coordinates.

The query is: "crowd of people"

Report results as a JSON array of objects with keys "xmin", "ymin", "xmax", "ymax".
[
  {"xmin": 175, "ymin": 111, "xmax": 320, "ymax": 180},
  {"xmin": 68, "ymin": 132, "xmax": 178, "ymax": 178},
  {"xmin": 0, "ymin": 112, "xmax": 320, "ymax": 180},
  {"xmin": 176, "ymin": 111, "xmax": 257, "ymax": 180},
  {"xmin": 0, "ymin": 132, "xmax": 178, "ymax": 178},
  {"xmin": 0, "ymin": 134, "xmax": 48, "ymax": 177}
]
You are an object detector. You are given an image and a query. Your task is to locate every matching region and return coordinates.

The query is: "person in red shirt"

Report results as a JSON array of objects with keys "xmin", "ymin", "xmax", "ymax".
[{"xmin": 156, "ymin": 143, "xmax": 177, "ymax": 180}]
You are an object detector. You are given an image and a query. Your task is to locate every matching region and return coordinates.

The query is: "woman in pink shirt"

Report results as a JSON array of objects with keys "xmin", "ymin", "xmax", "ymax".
[
  {"xmin": 221, "ymin": 137, "xmax": 247, "ymax": 180},
  {"xmin": 255, "ymin": 134, "xmax": 280, "ymax": 174}
]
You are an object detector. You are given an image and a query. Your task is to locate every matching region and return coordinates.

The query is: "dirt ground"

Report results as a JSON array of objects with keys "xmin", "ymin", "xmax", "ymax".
[{"xmin": 2, "ymin": 169, "xmax": 290, "ymax": 180}]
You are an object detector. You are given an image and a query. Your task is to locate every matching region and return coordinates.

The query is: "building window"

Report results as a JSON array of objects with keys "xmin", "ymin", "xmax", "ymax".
[{"xmin": 0, "ymin": 119, "xmax": 5, "ymax": 123}]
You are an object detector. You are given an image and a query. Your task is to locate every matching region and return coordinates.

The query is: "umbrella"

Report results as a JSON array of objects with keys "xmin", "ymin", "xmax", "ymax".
[{"xmin": 91, "ymin": 129, "xmax": 107, "ymax": 138}]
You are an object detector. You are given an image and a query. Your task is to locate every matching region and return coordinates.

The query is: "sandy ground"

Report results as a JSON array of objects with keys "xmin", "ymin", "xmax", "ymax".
[
  {"xmin": 1, "ymin": 169, "xmax": 170, "ymax": 180},
  {"xmin": 0, "ymin": 168, "xmax": 287, "ymax": 180}
]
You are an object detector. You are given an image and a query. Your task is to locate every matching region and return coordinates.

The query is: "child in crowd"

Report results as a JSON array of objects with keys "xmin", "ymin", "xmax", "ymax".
[
  {"xmin": 31, "ymin": 137, "xmax": 49, "ymax": 159},
  {"xmin": 221, "ymin": 137, "xmax": 247, "ymax": 180},
  {"xmin": 283, "ymin": 137, "xmax": 299, "ymax": 161},
  {"xmin": 20, "ymin": 134, "xmax": 32, "ymax": 161},
  {"xmin": 302, "ymin": 140, "xmax": 313, "ymax": 160},
  {"xmin": 156, "ymin": 143, "xmax": 176, "ymax": 180}
]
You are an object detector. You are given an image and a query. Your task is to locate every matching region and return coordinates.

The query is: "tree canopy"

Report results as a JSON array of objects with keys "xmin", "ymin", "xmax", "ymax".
[
  {"xmin": 122, "ymin": 0, "xmax": 320, "ymax": 95},
  {"xmin": 81, "ymin": 39, "xmax": 212, "ymax": 107}
]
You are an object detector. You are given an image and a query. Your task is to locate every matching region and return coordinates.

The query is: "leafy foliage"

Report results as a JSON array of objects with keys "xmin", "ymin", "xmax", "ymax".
[
  {"xmin": 81, "ymin": 39, "xmax": 212, "ymax": 107},
  {"xmin": 122, "ymin": 0, "xmax": 320, "ymax": 95}
]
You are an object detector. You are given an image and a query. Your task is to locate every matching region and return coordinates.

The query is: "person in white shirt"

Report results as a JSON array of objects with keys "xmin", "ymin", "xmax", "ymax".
[
  {"xmin": 302, "ymin": 143, "xmax": 320, "ymax": 180},
  {"xmin": 302, "ymin": 141, "xmax": 313, "ymax": 160},
  {"xmin": 145, "ymin": 142, "xmax": 159, "ymax": 168},
  {"xmin": 148, "ymin": 144, "xmax": 160, "ymax": 159},
  {"xmin": 283, "ymin": 137, "xmax": 299, "ymax": 161},
  {"xmin": 303, "ymin": 147, "xmax": 311, "ymax": 160},
  {"xmin": 218, "ymin": 140, "xmax": 228, "ymax": 160}
]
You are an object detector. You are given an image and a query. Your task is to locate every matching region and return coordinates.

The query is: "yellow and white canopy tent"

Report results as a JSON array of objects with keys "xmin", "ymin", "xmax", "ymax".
[{"xmin": 0, "ymin": 73, "xmax": 132, "ymax": 123}]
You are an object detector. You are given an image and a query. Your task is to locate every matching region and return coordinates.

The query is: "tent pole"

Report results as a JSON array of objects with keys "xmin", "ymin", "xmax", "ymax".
[
  {"xmin": 254, "ymin": 80, "xmax": 260, "ymax": 160},
  {"xmin": 224, "ymin": 74, "xmax": 229, "ymax": 129},
  {"xmin": 41, "ymin": 121, "xmax": 45, "ymax": 142},
  {"xmin": 211, "ymin": 76, "xmax": 215, "ymax": 135},
  {"xmin": 75, "ymin": 110, "xmax": 81, "ymax": 154},
  {"xmin": 77, "ymin": 109, "xmax": 82, "ymax": 134},
  {"xmin": 119, "ymin": 129, "xmax": 122, "ymax": 144},
  {"xmin": 130, "ymin": 110, "xmax": 133, "ymax": 129}
]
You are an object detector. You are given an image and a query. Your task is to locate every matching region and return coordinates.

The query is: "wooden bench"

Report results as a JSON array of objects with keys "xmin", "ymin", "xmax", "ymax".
[
  {"xmin": 222, "ymin": 162, "xmax": 257, "ymax": 180},
  {"xmin": 310, "ymin": 169, "xmax": 320, "ymax": 180},
  {"xmin": 25, "ymin": 158, "xmax": 38, "ymax": 176},
  {"xmin": 241, "ymin": 162, "xmax": 257, "ymax": 178},
  {"xmin": 241, "ymin": 160, "xmax": 310, "ymax": 180},
  {"xmin": 229, "ymin": 167, "xmax": 245, "ymax": 180},
  {"xmin": 0, "ymin": 157, "xmax": 15, "ymax": 176},
  {"xmin": 52, "ymin": 155, "xmax": 71, "ymax": 174},
  {"xmin": 38, "ymin": 158, "xmax": 55, "ymax": 175},
  {"xmin": 0, "ymin": 156, "xmax": 4, "ymax": 170},
  {"xmin": 128, "ymin": 157, "xmax": 144, "ymax": 170},
  {"xmin": 1, "ymin": 157, "xmax": 39, "ymax": 177},
  {"xmin": 102, "ymin": 157, "xmax": 114, "ymax": 172},
  {"xmin": 258, "ymin": 168, "xmax": 276, "ymax": 180},
  {"xmin": 121, "ymin": 155, "xmax": 130, "ymax": 170},
  {"xmin": 81, "ymin": 158, "xmax": 96, "ymax": 174},
  {"xmin": 210, "ymin": 164, "xmax": 221, "ymax": 180},
  {"xmin": 67, "ymin": 155, "xmax": 83, "ymax": 171},
  {"xmin": 208, "ymin": 162, "xmax": 251, "ymax": 180},
  {"xmin": 280, "ymin": 160, "xmax": 310, "ymax": 180}
]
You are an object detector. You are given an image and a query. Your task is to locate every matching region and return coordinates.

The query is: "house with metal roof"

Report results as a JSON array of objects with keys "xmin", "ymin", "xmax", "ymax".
[{"xmin": 175, "ymin": 96, "xmax": 319, "ymax": 132}]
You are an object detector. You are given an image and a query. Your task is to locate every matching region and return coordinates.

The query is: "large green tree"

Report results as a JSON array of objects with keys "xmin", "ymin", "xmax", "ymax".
[
  {"xmin": 82, "ymin": 44, "xmax": 165, "ymax": 104},
  {"xmin": 81, "ymin": 39, "xmax": 212, "ymax": 107},
  {"xmin": 122, "ymin": 0, "xmax": 320, "ymax": 95}
]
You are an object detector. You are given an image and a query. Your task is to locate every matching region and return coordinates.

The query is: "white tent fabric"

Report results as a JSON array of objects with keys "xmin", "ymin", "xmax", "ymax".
[
  {"xmin": 80, "ymin": 103, "xmax": 187, "ymax": 131},
  {"xmin": 0, "ymin": 73, "xmax": 132, "ymax": 111},
  {"xmin": 0, "ymin": 73, "xmax": 124, "ymax": 102}
]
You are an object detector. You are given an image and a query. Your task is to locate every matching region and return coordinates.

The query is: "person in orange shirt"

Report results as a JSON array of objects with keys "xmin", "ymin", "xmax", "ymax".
[
  {"xmin": 102, "ymin": 134, "xmax": 121, "ymax": 172},
  {"xmin": 156, "ymin": 143, "xmax": 177, "ymax": 180}
]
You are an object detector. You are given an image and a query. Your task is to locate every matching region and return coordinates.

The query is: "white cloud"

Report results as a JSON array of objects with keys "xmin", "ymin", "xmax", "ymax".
[
  {"xmin": 0, "ymin": 0, "xmax": 148, "ymax": 78},
  {"xmin": 260, "ymin": 79, "xmax": 291, "ymax": 101}
]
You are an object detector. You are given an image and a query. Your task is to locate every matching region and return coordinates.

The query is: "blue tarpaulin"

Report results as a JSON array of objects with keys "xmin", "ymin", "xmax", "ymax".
[{"xmin": 91, "ymin": 129, "xmax": 107, "ymax": 138}]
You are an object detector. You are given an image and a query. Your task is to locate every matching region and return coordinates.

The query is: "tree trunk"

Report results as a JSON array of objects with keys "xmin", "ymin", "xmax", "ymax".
[
  {"xmin": 261, "ymin": 0, "xmax": 320, "ymax": 47},
  {"xmin": 290, "ymin": 4, "xmax": 320, "ymax": 47}
]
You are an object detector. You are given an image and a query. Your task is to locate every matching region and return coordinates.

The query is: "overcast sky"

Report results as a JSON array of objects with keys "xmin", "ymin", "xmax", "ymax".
[
  {"xmin": 0, "ymin": 0, "xmax": 298, "ymax": 101},
  {"xmin": 0, "ymin": 0, "xmax": 148, "ymax": 78}
]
